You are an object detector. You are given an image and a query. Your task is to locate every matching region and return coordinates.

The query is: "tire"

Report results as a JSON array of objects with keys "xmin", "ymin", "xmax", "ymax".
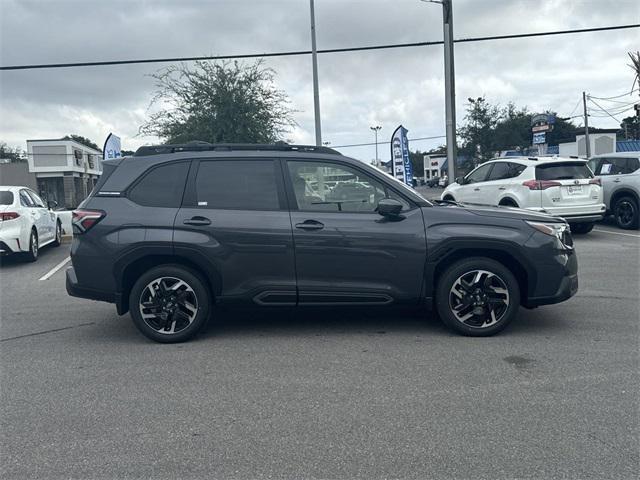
[
  {"xmin": 435, "ymin": 257, "xmax": 520, "ymax": 336},
  {"xmin": 499, "ymin": 199, "xmax": 519, "ymax": 208},
  {"xmin": 442, "ymin": 195, "xmax": 455, "ymax": 202},
  {"xmin": 24, "ymin": 229, "xmax": 38, "ymax": 262},
  {"xmin": 129, "ymin": 265, "xmax": 211, "ymax": 343},
  {"xmin": 613, "ymin": 196, "xmax": 639, "ymax": 230},
  {"xmin": 569, "ymin": 222, "xmax": 595, "ymax": 234},
  {"xmin": 52, "ymin": 221, "xmax": 62, "ymax": 247}
]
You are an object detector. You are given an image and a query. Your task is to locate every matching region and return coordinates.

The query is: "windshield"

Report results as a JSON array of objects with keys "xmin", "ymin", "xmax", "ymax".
[
  {"xmin": 0, "ymin": 191, "xmax": 14, "ymax": 205},
  {"xmin": 535, "ymin": 162, "xmax": 593, "ymax": 180}
]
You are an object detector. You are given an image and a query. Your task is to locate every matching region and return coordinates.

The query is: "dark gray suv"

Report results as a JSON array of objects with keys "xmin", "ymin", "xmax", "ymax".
[{"xmin": 66, "ymin": 143, "xmax": 578, "ymax": 342}]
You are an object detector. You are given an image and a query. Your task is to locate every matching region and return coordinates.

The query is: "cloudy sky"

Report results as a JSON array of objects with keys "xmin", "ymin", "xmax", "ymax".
[{"xmin": 1, "ymin": 0, "xmax": 638, "ymax": 161}]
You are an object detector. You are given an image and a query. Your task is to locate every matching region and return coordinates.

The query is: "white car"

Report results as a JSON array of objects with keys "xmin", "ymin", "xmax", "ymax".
[
  {"xmin": 588, "ymin": 152, "xmax": 640, "ymax": 229},
  {"xmin": 441, "ymin": 157, "xmax": 606, "ymax": 234},
  {"xmin": 0, "ymin": 186, "xmax": 62, "ymax": 261}
]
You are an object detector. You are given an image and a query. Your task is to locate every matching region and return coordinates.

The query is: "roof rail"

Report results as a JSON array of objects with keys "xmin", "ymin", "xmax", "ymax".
[{"xmin": 134, "ymin": 141, "xmax": 342, "ymax": 157}]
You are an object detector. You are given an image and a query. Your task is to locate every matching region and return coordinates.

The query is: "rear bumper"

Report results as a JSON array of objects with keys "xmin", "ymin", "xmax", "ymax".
[
  {"xmin": 529, "ymin": 204, "xmax": 606, "ymax": 223},
  {"xmin": 66, "ymin": 266, "xmax": 116, "ymax": 304}
]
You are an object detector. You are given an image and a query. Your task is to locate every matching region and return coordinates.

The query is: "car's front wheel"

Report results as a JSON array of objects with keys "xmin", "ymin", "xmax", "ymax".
[
  {"xmin": 569, "ymin": 222, "xmax": 595, "ymax": 234},
  {"xmin": 435, "ymin": 257, "xmax": 520, "ymax": 336},
  {"xmin": 129, "ymin": 265, "xmax": 210, "ymax": 343},
  {"xmin": 614, "ymin": 196, "xmax": 639, "ymax": 230}
]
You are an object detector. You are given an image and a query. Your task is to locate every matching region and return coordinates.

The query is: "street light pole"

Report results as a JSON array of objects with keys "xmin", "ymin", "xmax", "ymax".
[
  {"xmin": 370, "ymin": 125, "xmax": 381, "ymax": 165},
  {"xmin": 421, "ymin": 0, "xmax": 457, "ymax": 181},
  {"xmin": 309, "ymin": 0, "xmax": 322, "ymax": 146}
]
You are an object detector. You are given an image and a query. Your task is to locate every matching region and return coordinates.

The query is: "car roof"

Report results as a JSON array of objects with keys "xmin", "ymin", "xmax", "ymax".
[
  {"xmin": 486, "ymin": 156, "xmax": 587, "ymax": 167},
  {"xmin": 0, "ymin": 186, "xmax": 33, "ymax": 191},
  {"xmin": 589, "ymin": 152, "xmax": 640, "ymax": 159}
]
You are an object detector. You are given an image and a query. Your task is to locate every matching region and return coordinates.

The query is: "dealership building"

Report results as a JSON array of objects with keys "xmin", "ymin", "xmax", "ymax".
[{"xmin": 24, "ymin": 138, "xmax": 103, "ymax": 208}]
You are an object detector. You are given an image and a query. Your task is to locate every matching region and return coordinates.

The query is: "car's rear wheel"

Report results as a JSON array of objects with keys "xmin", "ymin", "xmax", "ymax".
[
  {"xmin": 442, "ymin": 195, "xmax": 455, "ymax": 202},
  {"xmin": 24, "ymin": 229, "xmax": 38, "ymax": 262},
  {"xmin": 52, "ymin": 221, "xmax": 62, "ymax": 247},
  {"xmin": 613, "ymin": 196, "xmax": 639, "ymax": 230},
  {"xmin": 129, "ymin": 265, "xmax": 210, "ymax": 343},
  {"xmin": 435, "ymin": 257, "xmax": 520, "ymax": 336},
  {"xmin": 569, "ymin": 222, "xmax": 595, "ymax": 234}
]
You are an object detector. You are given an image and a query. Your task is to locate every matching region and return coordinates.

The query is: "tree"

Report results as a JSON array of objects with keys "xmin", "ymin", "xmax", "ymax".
[
  {"xmin": 408, "ymin": 150, "xmax": 424, "ymax": 176},
  {"xmin": 628, "ymin": 51, "xmax": 640, "ymax": 92},
  {"xmin": 0, "ymin": 141, "xmax": 26, "ymax": 162},
  {"xmin": 140, "ymin": 60, "xmax": 296, "ymax": 144},
  {"xmin": 620, "ymin": 115, "xmax": 640, "ymax": 140},
  {"xmin": 458, "ymin": 97, "xmax": 501, "ymax": 163},
  {"xmin": 62, "ymin": 135, "xmax": 100, "ymax": 151}
]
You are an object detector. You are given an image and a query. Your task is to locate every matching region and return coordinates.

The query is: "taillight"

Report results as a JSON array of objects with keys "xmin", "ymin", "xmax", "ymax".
[
  {"xmin": 72, "ymin": 209, "xmax": 105, "ymax": 234},
  {"xmin": 0, "ymin": 212, "xmax": 20, "ymax": 221},
  {"xmin": 589, "ymin": 178, "xmax": 601, "ymax": 186},
  {"xmin": 522, "ymin": 180, "xmax": 562, "ymax": 190}
]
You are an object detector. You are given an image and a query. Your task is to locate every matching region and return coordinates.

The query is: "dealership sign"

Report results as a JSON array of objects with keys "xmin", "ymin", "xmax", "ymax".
[
  {"xmin": 102, "ymin": 133, "xmax": 122, "ymax": 160},
  {"xmin": 390, "ymin": 125, "xmax": 413, "ymax": 187},
  {"xmin": 533, "ymin": 132, "xmax": 546, "ymax": 144}
]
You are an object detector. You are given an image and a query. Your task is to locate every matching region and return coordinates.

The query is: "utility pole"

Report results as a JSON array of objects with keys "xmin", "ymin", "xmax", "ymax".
[
  {"xmin": 370, "ymin": 125, "xmax": 381, "ymax": 166},
  {"xmin": 421, "ymin": 0, "xmax": 457, "ymax": 180},
  {"xmin": 309, "ymin": 0, "xmax": 322, "ymax": 146},
  {"xmin": 583, "ymin": 91, "xmax": 591, "ymax": 158}
]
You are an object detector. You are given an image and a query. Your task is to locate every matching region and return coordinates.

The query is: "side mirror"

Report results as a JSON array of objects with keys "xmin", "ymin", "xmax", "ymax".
[
  {"xmin": 377, "ymin": 198, "xmax": 403, "ymax": 217},
  {"xmin": 455, "ymin": 176, "xmax": 464, "ymax": 185},
  {"xmin": 48, "ymin": 200, "xmax": 58, "ymax": 210}
]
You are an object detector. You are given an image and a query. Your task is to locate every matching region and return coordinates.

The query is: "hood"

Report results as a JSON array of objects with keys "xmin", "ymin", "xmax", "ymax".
[{"xmin": 442, "ymin": 203, "xmax": 565, "ymax": 223}]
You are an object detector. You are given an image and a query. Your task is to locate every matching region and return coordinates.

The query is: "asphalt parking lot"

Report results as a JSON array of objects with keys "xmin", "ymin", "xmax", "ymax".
[{"xmin": 1, "ymin": 223, "xmax": 638, "ymax": 479}]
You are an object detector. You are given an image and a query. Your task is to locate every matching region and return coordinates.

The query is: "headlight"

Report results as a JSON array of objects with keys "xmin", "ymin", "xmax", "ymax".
[{"xmin": 526, "ymin": 221, "xmax": 573, "ymax": 248}]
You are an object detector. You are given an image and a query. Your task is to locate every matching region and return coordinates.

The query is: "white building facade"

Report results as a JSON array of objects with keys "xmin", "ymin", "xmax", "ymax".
[{"xmin": 26, "ymin": 139, "xmax": 102, "ymax": 208}]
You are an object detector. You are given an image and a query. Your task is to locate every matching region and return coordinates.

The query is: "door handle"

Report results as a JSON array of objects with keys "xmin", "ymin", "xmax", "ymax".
[
  {"xmin": 498, "ymin": 187, "xmax": 506, "ymax": 190},
  {"xmin": 183, "ymin": 216, "xmax": 211, "ymax": 226},
  {"xmin": 473, "ymin": 188, "xmax": 481, "ymax": 191},
  {"xmin": 295, "ymin": 220, "xmax": 324, "ymax": 231},
  {"xmin": 613, "ymin": 179, "xmax": 621, "ymax": 183}
]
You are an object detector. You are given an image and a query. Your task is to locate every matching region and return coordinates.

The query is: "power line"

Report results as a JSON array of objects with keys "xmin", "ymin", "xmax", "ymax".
[
  {"xmin": 589, "ymin": 88, "xmax": 639, "ymax": 100},
  {"xmin": 1, "ymin": 24, "xmax": 638, "ymax": 71},
  {"xmin": 588, "ymin": 98, "xmax": 622, "ymax": 123}
]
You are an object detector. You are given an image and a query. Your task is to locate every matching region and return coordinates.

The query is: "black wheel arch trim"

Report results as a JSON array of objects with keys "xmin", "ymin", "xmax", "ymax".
[{"xmin": 425, "ymin": 238, "xmax": 537, "ymax": 301}]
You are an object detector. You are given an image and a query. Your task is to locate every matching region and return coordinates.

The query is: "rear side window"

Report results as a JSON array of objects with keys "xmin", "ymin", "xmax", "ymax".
[
  {"xmin": 195, "ymin": 160, "xmax": 280, "ymax": 210},
  {"xmin": 128, "ymin": 162, "xmax": 190, "ymax": 207},
  {"xmin": 91, "ymin": 162, "xmax": 119, "ymax": 195},
  {"xmin": 0, "ymin": 191, "xmax": 13, "ymax": 205},
  {"xmin": 536, "ymin": 162, "xmax": 593, "ymax": 180}
]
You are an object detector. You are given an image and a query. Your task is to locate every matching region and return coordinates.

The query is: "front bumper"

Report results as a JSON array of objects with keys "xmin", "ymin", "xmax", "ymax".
[{"xmin": 523, "ymin": 245, "xmax": 578, "ymax": 307}]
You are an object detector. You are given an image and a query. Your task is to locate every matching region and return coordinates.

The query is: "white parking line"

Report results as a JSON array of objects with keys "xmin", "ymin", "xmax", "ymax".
[
  {"xmin": 38, "ymin": 257, "xmax": 71, "ymax": 281},
  {"xmin": 593, "ymin": 229, "xmax": 640, "ymax": 238}
]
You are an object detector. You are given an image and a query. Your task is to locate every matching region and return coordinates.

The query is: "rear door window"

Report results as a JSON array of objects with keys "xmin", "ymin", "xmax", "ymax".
[
  {"xmin": 128, "ymin": 161, "xmax": 190, "ymax": 207},
  {"xmin": 195, "ymin": 160, "xmax": 281, "ymax": 210},
  {"xmin": 0, "ymin": 191, "xmax": 14, "ymax": 205},
  {"xmin": 26, "ymin": 190, "xmax": 45, "ymax": 208},
  {"xmin": 465, "ymin": 164, "xmax": 493, "ymax": 184},
  {"xmin": 596, "ymin": 157, "xmax": 639, "ymax": 175},
  {"xmin": 535, "ymin": 162, "xmax": 593, "ymax": 180},
  {"xmin": 487, "ymin": 162, "xmax": 511, "ymax": 181}
]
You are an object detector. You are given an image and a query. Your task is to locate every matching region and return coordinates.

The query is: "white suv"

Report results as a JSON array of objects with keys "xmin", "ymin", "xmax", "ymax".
[
  {"xmin": 0, "ymin": 186, "xmax": 62, "ymax": 261},
  {"xmin": 441, "ymin": 157, "xmax": 606, "ymax": 233},
  {"xmin": 588, "ymin": 152, "xmax": 639, "ymax": 229}
]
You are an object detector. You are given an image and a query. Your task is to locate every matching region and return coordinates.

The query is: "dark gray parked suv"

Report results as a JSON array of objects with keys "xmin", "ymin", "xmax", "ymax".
[{"xmin": 67, "ymin": 143, "xmax": 578, "ymax": 342}]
